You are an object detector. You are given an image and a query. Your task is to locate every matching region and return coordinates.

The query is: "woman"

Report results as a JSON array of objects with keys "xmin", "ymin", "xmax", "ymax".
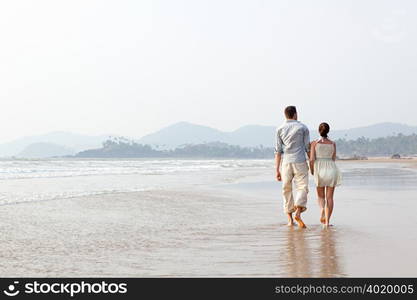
[{"xmin": 310, "ymin": 123, "xmax": 341, "ymax": 228}]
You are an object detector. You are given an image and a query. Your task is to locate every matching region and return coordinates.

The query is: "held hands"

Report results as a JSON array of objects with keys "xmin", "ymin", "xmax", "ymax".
[{"xmin": 309, "ymin": 161, "xmax": 314, "ymax": 175}]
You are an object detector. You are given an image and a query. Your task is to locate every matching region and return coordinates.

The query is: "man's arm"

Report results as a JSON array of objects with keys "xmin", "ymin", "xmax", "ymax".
[
  {"xmin": 275, "ymin": 153, "xmax": 282, "ymax": 181},
  {"xmin": 274, "ymin": 129, "xmax": 283, "ymax": 181}
]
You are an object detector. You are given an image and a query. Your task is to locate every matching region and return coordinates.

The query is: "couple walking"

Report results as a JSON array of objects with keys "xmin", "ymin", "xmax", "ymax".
[{"xmin": 275, "ymin": 106, "xmax": 341, "ymax": 228}]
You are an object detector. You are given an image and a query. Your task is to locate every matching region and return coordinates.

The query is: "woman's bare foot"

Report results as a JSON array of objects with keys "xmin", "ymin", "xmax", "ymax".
[
  {"xmin": 320, "ymin": 210, "xmax": 326, "ymax": 224},
  {"xmin": 294, "ymin": 215, "xmax": 307, "ymax": 228},
  {"xmin": 286, "ymin": 213, "xmax": 294, "ymax": 227}
]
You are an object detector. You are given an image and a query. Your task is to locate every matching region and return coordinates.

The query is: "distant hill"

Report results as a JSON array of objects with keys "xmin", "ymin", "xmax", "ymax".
[
  {"xmin": 138, "ymin": 122, "xmax": 277, "ymax": 148},
  {"xmin": 18, "ymin": 143, "xmax": 76, "ymax": 159},
  {"xmin": 138, "ymin": 122, "xmax": 417, "ymax": 148},
  {"xmin": 329, "ymin": 122, "xmax": 417, "ymax": 140},
  {"xmin": 138, "ymin": 122, "xmax": 225, "ymax": 149},
  {"xmin": 0, "ymin": 132, "xmax": 109, "ymax": 158},
  {"xmin": 224, "ymin": 125, "xmax": 278, "ymax": 147}
]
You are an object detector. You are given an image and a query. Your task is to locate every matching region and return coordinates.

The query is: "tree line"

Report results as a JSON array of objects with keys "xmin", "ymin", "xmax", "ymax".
[{"xmin": 75, "ymin": 134, "xmax": 417, "ymax": 158}]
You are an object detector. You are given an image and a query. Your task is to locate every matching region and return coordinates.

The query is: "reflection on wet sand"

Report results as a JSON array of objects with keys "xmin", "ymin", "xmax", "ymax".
[
  {"xmin": 319, "ymin": 228, "xmax": 343, "ymax": 277},
  {"xmin": 281, "ymin": 226, "xmax": 344, "ymax": 277},
  {"xmin": 282, "ymin": 227, "xmax": 312, "ymax": 277}
]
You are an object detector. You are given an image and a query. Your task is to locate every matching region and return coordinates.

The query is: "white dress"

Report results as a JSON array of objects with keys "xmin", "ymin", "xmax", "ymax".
[{"xmin": 313, "ymin": 143, "xmax": 342, "ymax": 187}]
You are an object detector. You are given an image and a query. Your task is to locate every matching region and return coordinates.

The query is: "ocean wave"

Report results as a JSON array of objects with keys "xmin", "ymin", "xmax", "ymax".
[{"xmin": 0, "ymin": 159, "xmax": 272, "ymax": 180}]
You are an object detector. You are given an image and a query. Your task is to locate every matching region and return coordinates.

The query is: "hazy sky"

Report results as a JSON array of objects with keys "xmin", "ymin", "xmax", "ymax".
[{"xmin": 0, "ymin": 0, "xmax": 416, "ymax": 142}]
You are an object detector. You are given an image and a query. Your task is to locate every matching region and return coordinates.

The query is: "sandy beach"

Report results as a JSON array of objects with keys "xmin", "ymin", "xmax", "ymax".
[
  {"xmin": 343, "ymin": 157, "xmax": 417, "ymax": 164},
  {"xmin": 0, "ymin": 159, "xmax": 416, "ymax": 277}
]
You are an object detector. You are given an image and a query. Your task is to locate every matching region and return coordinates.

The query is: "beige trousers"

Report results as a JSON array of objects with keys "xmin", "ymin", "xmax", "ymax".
[{"xmin": 281, "ymin": 161, "xmax": 309, "ymax": 214}]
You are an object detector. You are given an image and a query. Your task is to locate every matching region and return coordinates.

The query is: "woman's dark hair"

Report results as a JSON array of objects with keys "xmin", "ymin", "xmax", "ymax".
[{"xmin": 319, "ymin": 122, "xmax": 330, "ymax": 138}]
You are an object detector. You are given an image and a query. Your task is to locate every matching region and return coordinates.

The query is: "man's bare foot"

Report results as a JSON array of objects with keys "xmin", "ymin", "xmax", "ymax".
[
  {"xmin": 294, "ymin": 215, "xmax": 307, "ymax": 228},
  {"xmin": 287, "ymin": 222, "xmax": 294, "ymax": 227}
]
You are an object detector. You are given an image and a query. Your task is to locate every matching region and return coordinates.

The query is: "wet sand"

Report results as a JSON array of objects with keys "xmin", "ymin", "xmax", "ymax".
[
  {"xmin": 0, "ymin": 189, "xmax": 346, "ymax": 277},
  {"xmin": 339, "ymin": 157, "xmax": 417, "ymax": 168},
  {"xmin": 0, "ymin": 161, "xmax": 416, "ymax": 277},
  {"xmin": 1, "ymin": 183, "xmax": 416, "ymax": 277}
]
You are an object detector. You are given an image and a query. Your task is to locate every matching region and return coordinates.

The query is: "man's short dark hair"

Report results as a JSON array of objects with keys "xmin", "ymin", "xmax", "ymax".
[{"xmin": 284, "ymin": 106, "xmax": 297, "ymax": 119}]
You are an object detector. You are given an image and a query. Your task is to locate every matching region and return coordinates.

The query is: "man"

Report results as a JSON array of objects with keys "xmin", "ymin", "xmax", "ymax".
[{"xmin": 275, "ymin": 106, "xmax": 310, "ymax": 228}]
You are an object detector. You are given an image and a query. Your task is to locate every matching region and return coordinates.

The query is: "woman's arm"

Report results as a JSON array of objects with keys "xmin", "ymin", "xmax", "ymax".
[
  {"xmin": 304, "ymin": 126, "xmax": 311, "ymax": 159},
  {"xmin": 332, "ymin": 142, "xmax": 337, "ymax": 161},
  {"xmin": 309, "ymin": 141, "xmax": 316, "ymax": 175}
]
